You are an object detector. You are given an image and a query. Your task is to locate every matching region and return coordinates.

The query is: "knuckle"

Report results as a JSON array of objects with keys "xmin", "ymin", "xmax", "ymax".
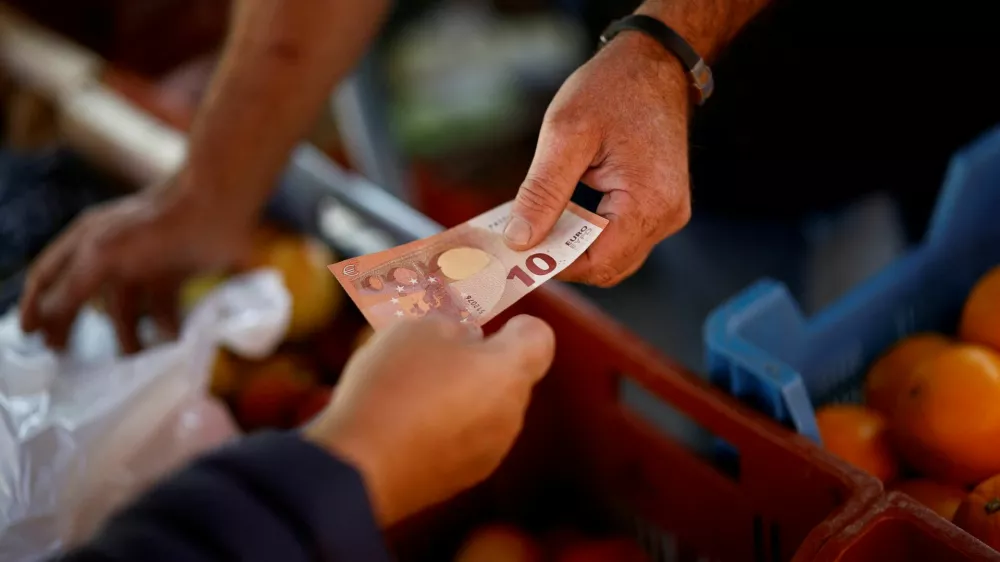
[
  {"xmin": 587, "ymin": 261, "xmax": 627, "ymax": 288},
  {"xmin": 594, "ymin": 275, "xmax": 624, "ymax": 289},
  {"xmin": 543, "ymin": 106, "xmax": 592, "ymax": 137},
  {"xmin": 636, "ymin": 205, "xmax": 663, "ymax": 241},
  {"xmin": 516, "ymin": 176, "xmax": 567, "ymax": 214},
  {"xmin": 636, "ymin": 181, "xmax": 691, "ymax": 240}
]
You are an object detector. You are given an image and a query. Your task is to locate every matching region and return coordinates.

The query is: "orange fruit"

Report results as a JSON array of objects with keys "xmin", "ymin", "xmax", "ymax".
[
  {"xmin": 816, "ymin": 405, "xmax": 899, "ymax": 483},
  {"xmin": 865, "ymin": 333, "xmax": 951, "ymax": 415},
  {"xmin": 236, "ymin": 374, "xmax": 312, "ymax": 430},
  {"xmin": 208, "ymin": 350, "xmax": 241, "ymax": 398},
  {"xmin": 179, "ymin": 273, "xmax": 228, "ymax": 315},
  {"xmin": 890, "ymin": 479, "xmax": 967, "ymax": 521},
  {"xmin": 294, "ymin": 386, "xmax": 335, "ymax": 426},
  {"xmin": 891, "ymin": 344, "xmax": 1000, "ymax": 485},
  {"xmin": 454, "ymin": 524, "xmax": 544, "ymax": 562},
  {"xmin": 244, "ymin": 353, "xmax": 317, "ymax": 383},
  {"xmin": 953, "ymin": 473, "xmax": 1000, "ymax": 550},
  {"xmin": 235, "ymin": 354, "xmax": 316, "ymax": 429},
  {"xmin": 248, "ymin": 229, "xmax": 342, "ymax": 341},
  {"xmin": 960, "ymin": 266, "xmax": 1000, "ymax": 352}
]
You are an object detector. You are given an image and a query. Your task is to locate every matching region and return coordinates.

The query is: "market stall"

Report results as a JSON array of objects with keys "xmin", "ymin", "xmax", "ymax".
[{"xmin": 1, "ymin": 3, "xmax": 998, "ymax": 561}]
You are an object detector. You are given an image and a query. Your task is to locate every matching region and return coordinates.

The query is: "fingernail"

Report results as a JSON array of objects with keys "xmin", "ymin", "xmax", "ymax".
[{"xmin": 504, "ymin": 217, "xmax": 532, "ymax": 246}]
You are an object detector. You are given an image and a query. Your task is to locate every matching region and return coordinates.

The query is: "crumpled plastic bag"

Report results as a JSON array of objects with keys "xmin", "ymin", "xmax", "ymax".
[{"xmin": 0, "ymin": 270, "xmax": 291, "ymax": 562}]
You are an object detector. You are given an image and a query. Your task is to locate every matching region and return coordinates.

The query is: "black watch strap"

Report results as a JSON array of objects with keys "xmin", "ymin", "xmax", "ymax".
[{"xmin": 599, "ymin": 15, "xmax": 714, "ymax": 106}]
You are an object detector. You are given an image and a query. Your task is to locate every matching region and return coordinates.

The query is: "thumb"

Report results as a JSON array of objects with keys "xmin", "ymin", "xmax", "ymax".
[
  {"xmin": 505, "ymin": 120, "xmax": 595, "ymax": 250},
  {"xmin": 483, "ymin": 315, "xmax": 556, "ymax": 385}
]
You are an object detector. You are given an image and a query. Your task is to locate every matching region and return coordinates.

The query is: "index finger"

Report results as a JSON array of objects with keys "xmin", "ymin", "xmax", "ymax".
[
  {"xmin": 559, "ymin": 179, "xmax": 689, "ymax": 287},
  {"xmin": 557, "ymin": 187, "xmax": 652, "ymax": 286},
  {"xmin": 557, "ymin": 214, "xmax": 652, "ymax": 287},
  {"xmin": 20, "ymin": 223, "xmax": 85, "ymax": 333},
  {"xmin": 35, "ymin": 246, "xmax": 113, "ymax": 347}
]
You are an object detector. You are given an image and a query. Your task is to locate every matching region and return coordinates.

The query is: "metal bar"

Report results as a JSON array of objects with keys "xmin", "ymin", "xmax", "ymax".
[
  {"xmin": 330, "ymin": 51, "xmax": 411, "ymax": 203},
  {"xmin": 0, "ymin": 5, "xmax": 441, "ymax": 247},
  {"xmin": 0, "ymin": 5, "xmax": 443, "ymax": 307},
  {"xmin": 0, "ymin": 4, "xmax": 103, "ymax": 100}
]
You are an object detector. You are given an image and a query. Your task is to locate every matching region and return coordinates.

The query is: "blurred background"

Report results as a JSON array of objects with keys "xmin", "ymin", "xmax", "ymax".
[
  {"xmin": 2, "ymin": 0, "xmax": 994, "ymax": 370},
  {"xmin": 5, "ymin": 2, "xmax": 1000, "ymax": 559}
]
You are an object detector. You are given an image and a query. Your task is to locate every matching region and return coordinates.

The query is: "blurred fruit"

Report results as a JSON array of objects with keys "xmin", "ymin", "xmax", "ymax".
[
  {"xmin": 180, "ymin": 273, "xmax": 227, "ymax": 314},
  {"xmin": 554, "ymin": 538, "xmax": 649, "ymax": 562},
  {"xmin": 816, "ymin": 405, "xmax": 898, "ymax": 483},
  {"xmin": 953, "ymin": 473, "xmax": 1000, "ymax": 550},
  {"xmin": 244, "ymin": 353, "xmax": 316, "ymax": 382},
  {"xmin": 209, "ymin": 350, "xmax": 240, "ymax": 398},
  {"xmin": 236, "ymin": 356, "xmax": 316, "ymax": 429},
  {"xmin": 960, "ymin": 266, "xmax": 1000, "ymax": 351},
  {"xmin": 890, "ymin": 479, "xmax": 967, "ymax": 521},
  {"xmin": 454, "ymin": 524, "xmax": 544, "ymax": 562},
  {"xmin": 353, "ymin": 326, "xmax": 375, "ymax": 352},
  {"xmin": 294, "ymin": 386, "xmax": 335, "ymax": 426},
  {"xmin": 865, "ymin": 333, "xmax": 951, "ymax": 415},
  {"xmin": 891, "ymin": 344, "xmax": 1000, "ymax": 485},
  {"xmin": 248, "ymin": 229, "xmax": 342, "ymax": 341}
]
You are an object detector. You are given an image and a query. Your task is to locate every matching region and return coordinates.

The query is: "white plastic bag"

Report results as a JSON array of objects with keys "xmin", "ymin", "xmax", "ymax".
[{"xmin": 0, "ymin": 270, "xmax": 291, "ymax": 562}]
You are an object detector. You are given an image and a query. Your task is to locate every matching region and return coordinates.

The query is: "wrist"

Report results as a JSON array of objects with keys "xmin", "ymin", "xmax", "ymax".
[
  {"xmin": 599, "ymin": 29, "xmax": 692, "ymax": 118},
  {"xmin": 636, "ymin": 1, "xmax": 718, "ymax": 61},
  {"xmin": 302, "ymin": 417, "xmax": 398, "ymax": 528},
  {"xmin": 153, "ymin": 164, "xmax": 262, "ymax": 233}
]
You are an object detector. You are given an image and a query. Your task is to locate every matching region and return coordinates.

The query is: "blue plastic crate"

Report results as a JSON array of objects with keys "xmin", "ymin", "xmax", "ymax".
[{"xmin": 704, "ymin": 124, "xmax": 1000, "ymax": 444}]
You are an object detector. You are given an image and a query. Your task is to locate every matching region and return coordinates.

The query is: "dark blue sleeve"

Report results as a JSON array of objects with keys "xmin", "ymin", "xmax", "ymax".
[{"xmin": 52, "ymin": 431, "xmax": 392, "ymax": 562}]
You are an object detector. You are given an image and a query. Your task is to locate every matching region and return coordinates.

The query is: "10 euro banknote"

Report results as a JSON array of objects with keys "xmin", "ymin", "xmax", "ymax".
[{"xmin": 329, "ymin": 201, "xmax": 608, "ymax": 330}]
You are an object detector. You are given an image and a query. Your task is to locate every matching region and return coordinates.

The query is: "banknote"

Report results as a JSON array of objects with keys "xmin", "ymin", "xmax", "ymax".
[{"xmin": 329, "ymin": 201, "xmax": 608, "ymax": 330}]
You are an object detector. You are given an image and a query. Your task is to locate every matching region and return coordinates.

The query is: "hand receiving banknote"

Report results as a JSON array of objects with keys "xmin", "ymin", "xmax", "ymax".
[{"xmin": 330, "ymin": 201, "xmax": 607, "ymax": 331}]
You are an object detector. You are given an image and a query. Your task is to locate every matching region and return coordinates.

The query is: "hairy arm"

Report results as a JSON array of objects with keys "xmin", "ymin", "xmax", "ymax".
[
  {"xmin": 636, "ymin": 0, "xmax": 773, "ymax": 60},
  {"xmin": 174, "ymin": 0, "xmax": 391, "ymax": 222}
]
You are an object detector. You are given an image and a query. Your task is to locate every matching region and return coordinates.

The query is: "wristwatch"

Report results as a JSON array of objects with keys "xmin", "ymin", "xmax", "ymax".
[{"xmin": 600, "ymin": 15, "xmax": 714, "ymax": 106}]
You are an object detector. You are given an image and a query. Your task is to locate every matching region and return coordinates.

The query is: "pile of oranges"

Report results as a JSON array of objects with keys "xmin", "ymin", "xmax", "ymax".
[
  {"xmin": 815, "ymin": 266, "xmax": 1000, "ymax": 550},
  {"xmin": 183, "ymin": 225, "xmax": 376, "ymax": 432}
]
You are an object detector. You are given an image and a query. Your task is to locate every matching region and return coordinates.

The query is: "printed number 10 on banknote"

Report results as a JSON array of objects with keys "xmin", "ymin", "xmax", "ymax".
[{"xmin": 329, "ymin": 201, "xmax": 608, "ymax": 330}]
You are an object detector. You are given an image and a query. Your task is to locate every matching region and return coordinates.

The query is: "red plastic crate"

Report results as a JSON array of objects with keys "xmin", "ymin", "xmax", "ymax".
[
  {"xmin": 387, "ymin": 284, "xmax": 882, "ymax": 561},
  {"xmin": 805, "ymin": 492, "xmax": 1000, "ymax": 561}
]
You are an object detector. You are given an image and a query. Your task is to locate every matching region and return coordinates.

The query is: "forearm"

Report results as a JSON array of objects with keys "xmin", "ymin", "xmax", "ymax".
[
  {"xmin": 175, "ymin": 0, "xmax": 391, "ymax": 221},
  {"xmin": 637, "ymin": 0, "xmax": 772, "ymax": 61}
]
